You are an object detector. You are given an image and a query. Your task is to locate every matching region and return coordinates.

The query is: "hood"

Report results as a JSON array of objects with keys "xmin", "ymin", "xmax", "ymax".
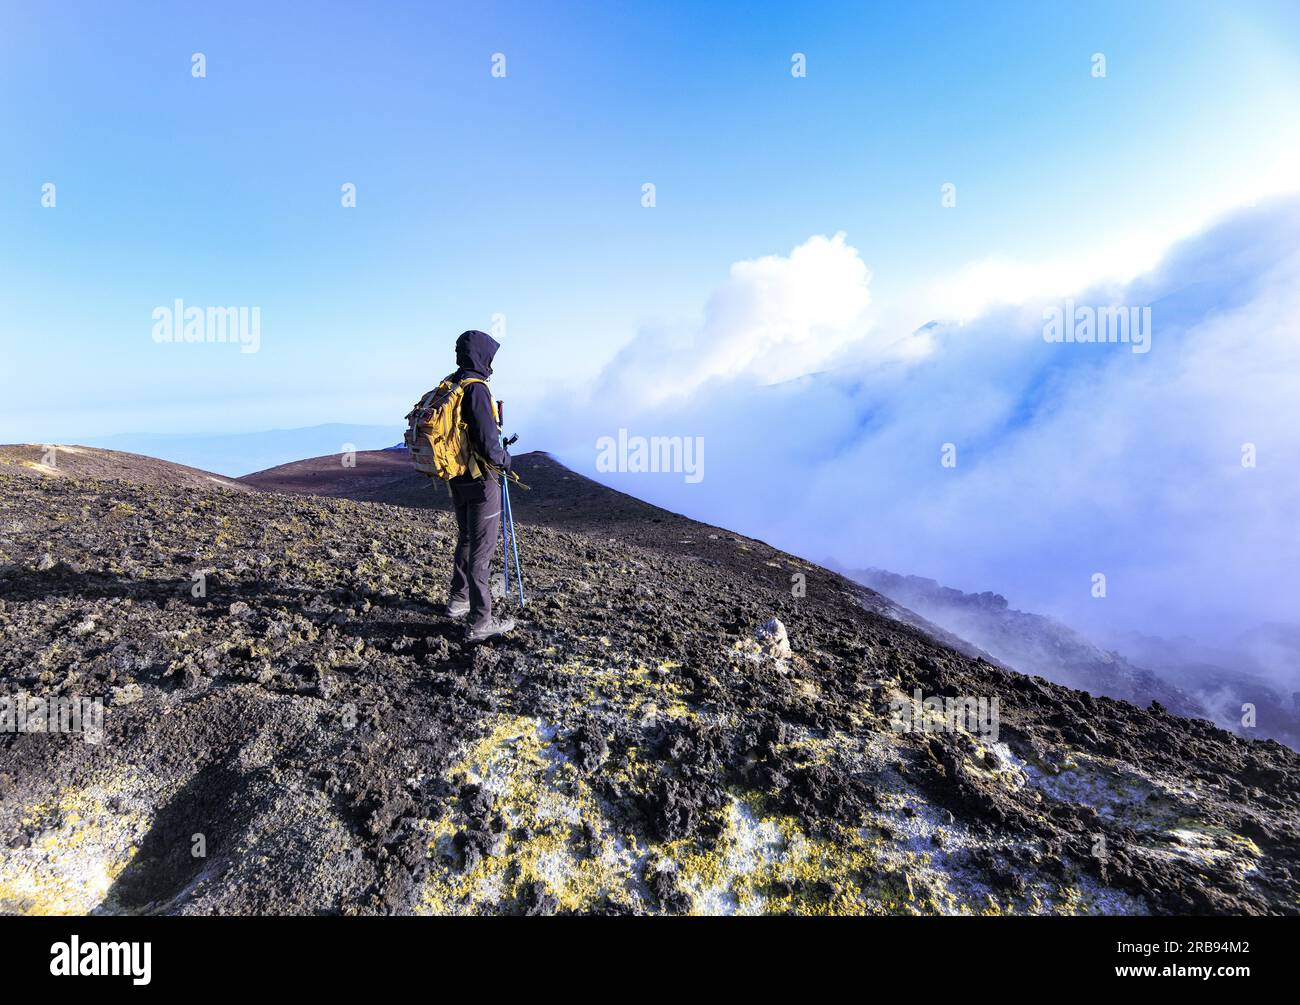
[{"xmin": 455, "ymin": 329, "xmax": 499, "ymax": 377}]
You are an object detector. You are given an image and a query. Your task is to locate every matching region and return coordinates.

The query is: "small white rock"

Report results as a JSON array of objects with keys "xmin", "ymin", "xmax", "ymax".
[{"xmin": 755, "ymin": 617, "xmax": 792, "ymax": 659}]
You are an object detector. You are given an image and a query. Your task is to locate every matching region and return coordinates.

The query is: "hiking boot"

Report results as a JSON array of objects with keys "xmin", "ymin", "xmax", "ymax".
[
  {"xmin": 444, "ymin": 599, "xmax": 471, "ymax": 619},
  {"xmin": 465, "ymin": 617, "xmax": 516, "ymax": 644}
]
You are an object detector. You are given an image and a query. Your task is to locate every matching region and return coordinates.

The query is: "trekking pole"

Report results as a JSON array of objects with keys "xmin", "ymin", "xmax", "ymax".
[
  {"xmin": 496, "ymin": 399, "xmax": 512, "ymax": 596},
  {"xmin": 504, "ymin": 475, "xmax": 525, "ymax": 606},
  {"xmin": 498, "ymin": 401, "xmax": 525, "ymax": 607},
  {"xmin": 501, "ymin": 481, "xmax": 514, "ymax": 597}
]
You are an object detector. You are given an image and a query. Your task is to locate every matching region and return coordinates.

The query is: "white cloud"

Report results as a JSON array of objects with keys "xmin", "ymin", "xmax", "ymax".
[
  {"xmin": 532, "ymin": 195, "xmax": 1300, "ymax": 670},
  {"xmin": 912, "ymin": 170, "xmax": 1300, "ymax": 326},
  {"xmin": 911, "ymin": 246, "xmax": 1163, "ymax": 323},
  {"xmin": 592, "ymin": 233, "xmax": 872, "ymax": 408}
]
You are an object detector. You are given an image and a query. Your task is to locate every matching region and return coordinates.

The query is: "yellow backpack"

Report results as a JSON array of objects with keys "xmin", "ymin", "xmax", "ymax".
[{"xmin": 404, "ymin": 377, "xmax": 499, "ymax": 480}]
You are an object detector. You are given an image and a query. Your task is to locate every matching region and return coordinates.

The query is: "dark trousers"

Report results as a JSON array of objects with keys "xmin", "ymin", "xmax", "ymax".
[{"xmin": 448, "ymin": 474, "xmax": 501, "ymax": 632}]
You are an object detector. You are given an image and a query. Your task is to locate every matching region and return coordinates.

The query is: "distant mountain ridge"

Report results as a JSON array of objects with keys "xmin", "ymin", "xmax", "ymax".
[
  {"xmin": 0, "ymin": 444, "xmax": 249, "ymax": 493},
  {"xmin": 82, "ymin": 424, "xmax": 402, "ymax": 478},
  {"xmin": 850, "ymin": 567, "xmax": 1300, "ymax": 750}
]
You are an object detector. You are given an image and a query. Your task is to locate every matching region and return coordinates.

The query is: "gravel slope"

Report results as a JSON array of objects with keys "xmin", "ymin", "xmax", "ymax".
[{"xmin": 1, "ymin": 453, "xmax": 1297, "ymax": 915}]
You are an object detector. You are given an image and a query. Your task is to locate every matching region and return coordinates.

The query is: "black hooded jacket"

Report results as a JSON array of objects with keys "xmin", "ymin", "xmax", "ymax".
[{"xmin": 444, "ymin": 329, "xmax": 511, "ymax": 478}]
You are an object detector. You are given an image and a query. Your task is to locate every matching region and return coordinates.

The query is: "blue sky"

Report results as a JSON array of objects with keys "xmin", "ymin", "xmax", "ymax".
[{"xmin": 1, "ymin": 0, "xmax": 1298, "ymax": 442}]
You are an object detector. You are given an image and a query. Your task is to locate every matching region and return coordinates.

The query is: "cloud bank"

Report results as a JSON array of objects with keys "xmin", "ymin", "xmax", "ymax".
[
  {"xmin": 590, "ymin": 233, "xmax": 873, "ymax": 410},
  {"xmin": 531, "ymin": 196, "xmax": 1300, "ymax": 664}
]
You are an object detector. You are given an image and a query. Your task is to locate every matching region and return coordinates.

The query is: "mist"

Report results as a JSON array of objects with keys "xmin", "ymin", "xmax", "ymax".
[{"xmin": 528, "ymin": 195, "xmax": 1300, "ymax": 671}]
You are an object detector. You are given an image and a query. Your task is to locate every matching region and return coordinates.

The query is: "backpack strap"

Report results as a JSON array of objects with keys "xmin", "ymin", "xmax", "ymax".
[
  {"xmin": 455, "ymin": 377, "xmax": 499, "ymax": 478},
  {"xmin": 457, "ymin": 378, "xmax": 498, "ymax": 421}
]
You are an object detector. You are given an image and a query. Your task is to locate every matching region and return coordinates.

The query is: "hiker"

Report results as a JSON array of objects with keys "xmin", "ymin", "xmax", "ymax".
[{"xmin": 440, "ymin": 330, "xmax": 516, "ymax": 642}]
